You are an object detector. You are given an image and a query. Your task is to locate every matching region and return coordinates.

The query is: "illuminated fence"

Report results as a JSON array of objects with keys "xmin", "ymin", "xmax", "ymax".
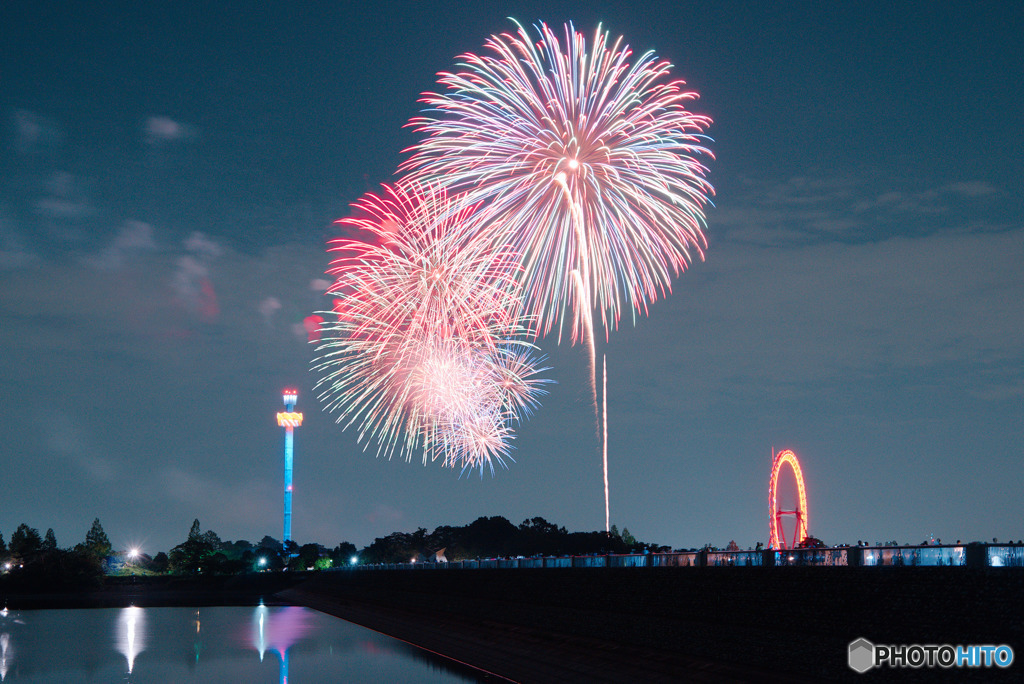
[
  {"xmin": 651, "ymin": 551, "xmax": 700, "ymax": 567},
  {"xmin": 775, "ymin": 547, "xmax": 849, "ymax": 567},
  {"xmin": 352, "ymin": 544, "xmax": 1023, "ymax": 571},
  {"xmin": 860, "ymin": 546, "xmax": 963, "ymax": 567},
  {"xmin": 986, "ymin": 545, "xmax": 1024, "ymax": 567},
  {"xmin": 707, "ymin": 550, "xmax": 764, "ymax": 567}
]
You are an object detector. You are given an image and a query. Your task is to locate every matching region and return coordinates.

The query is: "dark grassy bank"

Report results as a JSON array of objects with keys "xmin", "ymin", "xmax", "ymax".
[
  {"xmin": 282, "ymin": 566, "xmax": 1024, "ymax": 682},
  {"xmin": 1, "ymin": 572, "xmax": 307, "ymax": 610}
]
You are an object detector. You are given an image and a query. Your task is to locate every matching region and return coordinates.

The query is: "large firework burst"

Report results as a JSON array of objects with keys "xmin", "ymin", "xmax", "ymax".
[
  {"xmin": 402, "ymin": 20, "xmax": 715, "ymax": 342},
  {"xmin": 401, "ymin": 20, "xmax": 714, "ymax": 523},
  {"xmin": 312, "ymin": 181, "xmax": 550, "ymax": 473}
]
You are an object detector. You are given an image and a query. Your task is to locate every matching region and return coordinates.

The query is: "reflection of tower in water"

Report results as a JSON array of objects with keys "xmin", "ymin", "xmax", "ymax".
[
  {"xmin": 192, "ymin": 609, "xmax": 203, "ymax": 667},
  {"xmin": 253, "ymin": 603, "xmax": 313, "ymax": 684},
  {"xmin": 254, "ymin": 602, "xmax": 288, "ymax": 681}
]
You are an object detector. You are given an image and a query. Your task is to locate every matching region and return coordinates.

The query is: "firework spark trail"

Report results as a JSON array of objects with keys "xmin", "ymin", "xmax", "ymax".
[
  {"xmin": 402, "ymin": 20, "xmax": 713, "ymax": 527},
  {"xmin": 560, "ymin": 171, "xmax": 599, "ymax": 423},
  {"xmin": 312, "ymin": 181, "xmax": 550, "ymax": 473},
  {"xmin": 598, "ymin": 356, "xmax": 606, "ymax": 536}
]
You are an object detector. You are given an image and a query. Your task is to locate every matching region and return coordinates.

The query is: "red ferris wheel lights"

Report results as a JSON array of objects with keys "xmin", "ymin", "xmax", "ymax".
[{"xmin": 769, "ymin": 449, "xmax": 808, "ymax": 550}]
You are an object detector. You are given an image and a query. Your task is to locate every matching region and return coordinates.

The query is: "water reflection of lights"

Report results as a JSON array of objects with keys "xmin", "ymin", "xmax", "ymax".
[
  {"xmin": 0, "ymin": 606, "xmax": 23, "ymax": 682},
  {"xmin": 251, "ymin": 605, "xmax": 315, "ymax": 684},
  {"xmin": 1, "ymin": 632, "xmax": 10, "ymax": 681},
  {"xmin": 115, "ymin": 606, "xmax": 147, "ymax": 674},
  {"xmin": 193, "ymin": 609, "xmax": 203, "ymax": 664},
  {"xmin": 254, "ymin": 603, "xmax": 268, "ymax": 661}
]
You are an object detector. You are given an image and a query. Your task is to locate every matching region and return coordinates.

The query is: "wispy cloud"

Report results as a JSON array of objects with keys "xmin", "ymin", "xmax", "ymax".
[
  {"xmin": 365, "ymin": 503, "xmax": 405, "ymax": 528},
  {"xmin": 850, "ymin": 181, "xmax": 996, "ymax": 214},
  {"xmin": 171, "ymin": 232, "xmax": 223, "ymax": 321},
  {"xmin": 12, "ymin": 109, "xmax": 63, "ymax": 154},
  {"xmin": 32, "ymin": 171, "xmax": 93, "ymax": 220},
  {"xmin": 144, "ymin": 115, "xmax": 198, "ymax": 145},
  {"xmin": 614, "ymin": 225, "xmax": 1024, "ymax": 407},
  {"xmin": 0, "ymin": 215, "xmax": 37, "ymax": 269},
  {"xmin": 944, "ymin": 181, "xmax": 997, "ymax": 198},
  {"xmin": 41, "ymin": 411, "xmax": 116, "ymax": 482},
  {"xmin": 157, "ymin": 466, "xmax": 277, "ymax": 534},
  {"xmin": 260, "ymin": 296, "xmax": 282, "ymax": 323},
  {"xmin": 86, "ymin": 220, "xmax": 157, "ymax": 270},
  {"xmin": 715, "ymin": 172, "xmax": 1004, "ymax": 246},
  {"xmin": 183, "ymin": 232, "xmax": 222, "ymax": 259}
]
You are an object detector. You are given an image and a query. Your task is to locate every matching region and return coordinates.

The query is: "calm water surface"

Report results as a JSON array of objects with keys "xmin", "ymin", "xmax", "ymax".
[{"xmin": 0, "ymin": 604, "xmax": 476, "ymax": 682}]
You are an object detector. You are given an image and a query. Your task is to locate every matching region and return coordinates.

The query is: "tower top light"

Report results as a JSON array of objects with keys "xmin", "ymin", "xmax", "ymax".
[{"xmin": 282, "ymin": 389, "xmax": 298, "ymax": 408}]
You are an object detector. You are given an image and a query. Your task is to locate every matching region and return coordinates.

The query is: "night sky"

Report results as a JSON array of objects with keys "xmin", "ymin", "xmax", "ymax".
[{"xmin": 2, "ymin": 1, "xmax": 1021, "ymax": 555}]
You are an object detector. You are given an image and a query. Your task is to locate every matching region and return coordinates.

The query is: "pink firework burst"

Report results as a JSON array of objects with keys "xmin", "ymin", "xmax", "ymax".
[{"xmin": 313, "ymin": 181, "xmax": 550, "ymax": 473}]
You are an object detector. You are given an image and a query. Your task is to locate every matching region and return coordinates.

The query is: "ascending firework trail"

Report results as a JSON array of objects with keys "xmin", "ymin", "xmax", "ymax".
[{"xmin": 403, "ymin": 20, "xmax": 715, "ymax": 530}]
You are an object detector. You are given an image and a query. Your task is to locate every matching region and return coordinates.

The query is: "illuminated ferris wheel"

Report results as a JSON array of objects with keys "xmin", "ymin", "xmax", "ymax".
[{"xmin": 768, "ymin": 449, "xmax": 808, "ymax": 550}]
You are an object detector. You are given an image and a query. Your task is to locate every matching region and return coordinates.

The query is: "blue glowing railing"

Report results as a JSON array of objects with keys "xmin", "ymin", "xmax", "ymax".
[
  {"xmin": 569, "ymin": 555, "xmax": 609, "ymax": 568},
  {"xmin": 860, "ymin": 545, "xmax": 965, "ymax": 567},
  {"xmin": 707, "ymin": 551, "xmax": 764, "ymax": 567},
  {"xmin": 349, "ymin": 544, "xmax": 1023, "ymax": 571},
  {"xmin": 774, "ymin": 547, "xmax": 848, "ymax": 567},
  {"xmin": 607, "ymin": 554, "xmax": 650, "ymax": 568},
  {"xmin": 987, "ymin": 545, "xmax": 1024, "ymax": 567},
  {"xmin": 651, "ymin": 552, "xmax": 699, "ymax": 567}
]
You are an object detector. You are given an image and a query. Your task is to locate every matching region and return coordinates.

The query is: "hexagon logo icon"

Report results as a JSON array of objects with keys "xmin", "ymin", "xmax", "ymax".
[{"xmin": 848, "ymin": 638, "xmax": 875, "ymax": 673}]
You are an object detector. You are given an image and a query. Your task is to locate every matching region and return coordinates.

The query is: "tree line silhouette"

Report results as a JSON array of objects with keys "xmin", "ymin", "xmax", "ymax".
[{"xmin": 0, "ymin": 515, "xmax": 660, "ymax": 587}]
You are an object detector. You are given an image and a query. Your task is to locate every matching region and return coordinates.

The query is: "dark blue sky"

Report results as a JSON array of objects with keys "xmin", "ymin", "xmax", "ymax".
[{"xmin": 2, "ymin": 1, "xmax": 1022, "ymax": 554}]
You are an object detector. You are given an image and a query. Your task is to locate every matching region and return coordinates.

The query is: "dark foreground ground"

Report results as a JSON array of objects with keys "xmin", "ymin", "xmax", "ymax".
[
  {"xmin": 5, "ymin": 567, "xmax": 1022, "ymax": 682},
  {"xmin": 281, "ymin": 567, "xmax": 1023, "ymax": 682}
]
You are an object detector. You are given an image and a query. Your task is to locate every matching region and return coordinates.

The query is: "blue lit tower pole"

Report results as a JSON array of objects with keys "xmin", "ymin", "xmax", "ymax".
[{"xmin": 276, "ymin": 390, "xmax": 303, "ymax": 543}]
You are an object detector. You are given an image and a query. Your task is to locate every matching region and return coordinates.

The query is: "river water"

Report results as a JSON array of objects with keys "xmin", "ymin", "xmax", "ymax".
[{"xmin": 0, "ymin": 604, "xmax": 477, "ymax": 682}]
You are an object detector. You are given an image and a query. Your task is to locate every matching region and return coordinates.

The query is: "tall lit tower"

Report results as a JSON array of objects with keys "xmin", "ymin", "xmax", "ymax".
[{"xmin": 276, "ymin": 389, "xmax": 303, "ymax": 543}]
